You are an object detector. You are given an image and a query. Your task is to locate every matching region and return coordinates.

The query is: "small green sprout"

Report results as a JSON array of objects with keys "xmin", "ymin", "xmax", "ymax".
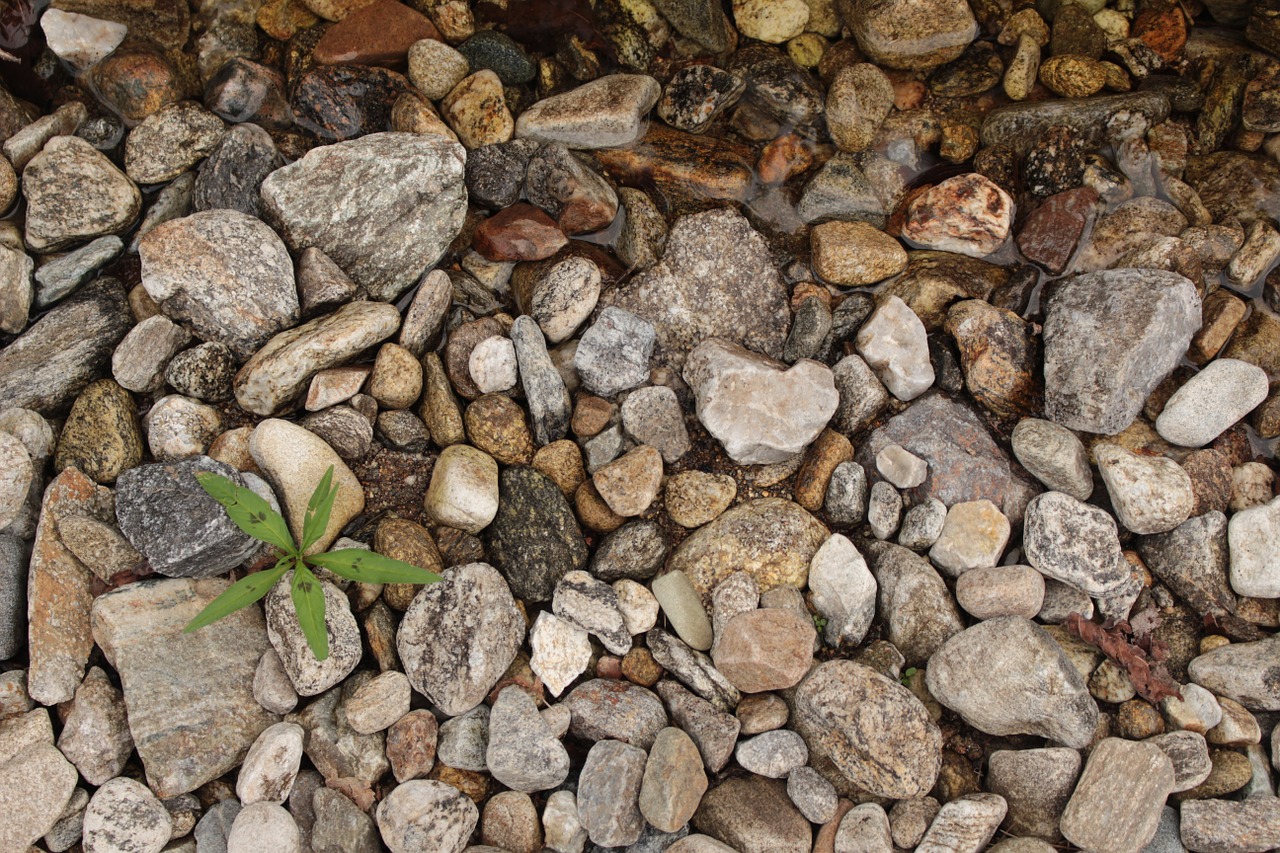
[{"xmin": 184, "ymin": 465, "xmax": 441, "ymax": 660}]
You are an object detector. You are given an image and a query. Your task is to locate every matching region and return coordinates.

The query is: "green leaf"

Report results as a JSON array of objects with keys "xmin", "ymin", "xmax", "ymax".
[
  {"xmin": 196, "ymin": 472, "xmax": 297, "ymax": 554},
  {"xmin": 300, "ymin": 465, "xmax": 338, "ymax": 553},
  {"xmin": 307, "ymin": 549, "xmax": 443, "ymax": 586},
  {"xmin": 184, "ymin": 564, "xmax": 288, "ymax": 634},
  {"xmin": 291, "ymin": 564, "xmax": 330, "ymax": 661}
]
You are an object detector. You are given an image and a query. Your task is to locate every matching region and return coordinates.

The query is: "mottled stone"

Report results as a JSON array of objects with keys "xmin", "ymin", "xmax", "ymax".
[
  {"xmin": 376, "ymin": 780, "xmax": 477, "ymax": 853},
  {"xmin": 23, "ymin": 136, "xmax": 140, "ymax": 252},
  {"xmin": 1059, "ymin": 739, "xmax": 1176, "ymax": 853}
]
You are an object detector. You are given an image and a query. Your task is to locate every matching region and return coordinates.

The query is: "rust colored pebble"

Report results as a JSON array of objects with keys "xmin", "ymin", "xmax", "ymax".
[
  {"xmin": 312, "ymin": 0, "xmax": 440, "ymax": 67},
  {"xmin": 474, "ymin": 203, "xmax": 569, "ymax": 262}
]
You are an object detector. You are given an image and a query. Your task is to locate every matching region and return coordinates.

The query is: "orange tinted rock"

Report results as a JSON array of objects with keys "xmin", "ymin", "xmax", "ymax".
[
  {"xmin": 758, "ymin": 133, "xmax": 815, "ymax": 185},
  {"xmin": 312, "ymin": 0, "xmax": 439, "ymax": 67},
  {"xmin": 711, "ymin": 608, "xmax": 816, "ymax": 693},
  {"xmin": 474, "ymin": 203, "xmax": 568, "ymax": 262},
  {"xmin": 1133, "ymin": 4, "xmax": 1187, "ymax": 64}
]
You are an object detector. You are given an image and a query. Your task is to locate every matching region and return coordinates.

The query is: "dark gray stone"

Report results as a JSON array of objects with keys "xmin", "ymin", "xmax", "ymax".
[
  {"xmin": 486, "ymin": 466, "xmax": 588, "ymax": 603},
  {"xmin": 980, "ymin": 92, "xmax": 1171, "ymax": 154},
  {"xmin": 464, "ymin": 139, "xmax": 539, "ymax": 210},
  {"xmin": 510, "ymin": 315, "xmax": 571, "ymax": 446},
  {"xmin": 114, "ymin": 456, "xmax": 258, "ymax": 579},
  {"xmin": 260, "ymin": 132, "xmax": 467, "ymax": 302},
  {"xmin": 0, "ymin": 276, "xmax": 131, "ymax": 414},
  {"xmin": 164, "ymin": 342, "xmax": 237, "ymax": 402},
  {"xmin": 1042, "ymin": 268, "xmax": 1201, "ymax": 435},
  {"xmin": 33, "ymin": 235, "xmax": 122, "ymax": 308},
  {"xmin": 590, "ymin": 521, "xmax": 668, "ymax": 582},
  {"xmin": 192, "ymin": 122, "xmax": 283, "ymax": 217},
  {"xmin": 647, "ymin": 628, "xmax": 740, "ymax": 712},
  {"xmin": 286, "ymin": 675, "xmax": 389, "ymax": 786},
  {"xmin": 553, "ymin": 570, "xmax": 631, "ymax": 655},
  {"xmin": 0, "ymin": 534, "xmax": 25, "ymax": 658},
  {"xmin": 194, "ymin": 798, "xmax": 241, "ymax": 853}
]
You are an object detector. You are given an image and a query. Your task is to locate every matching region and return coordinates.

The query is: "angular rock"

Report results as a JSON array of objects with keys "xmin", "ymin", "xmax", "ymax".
[
  {"xmin": 265, "ymin": 576, "xmax": 361, "ymax": 697},
  {"xmin": 486, "ymin": 685, "xmax": 571, "ymax": 793},
  {"xmin": 91, "ymin": 578, "xmax": 277, "ymax": 797},
  {"xmin": 193, "ymin": 122, "xmax": 284, "ymax": 217},
  {"xmin": 691, "ymin": 776, "xmax": 812, "ymax": 853},
  {"xmin": 1187, "ymin": 636, "xmax": 1280, "ymax": 710},
  {"xmin": 808, "ymin": 533, "xmax": 877, "ymax": 647},
  {"xmin": 1023, "ymin": 491, "xmax": 1130, "ymax": 596},
  {"xmin": 139, "ymin": 209, "xmax": 299, "ymax": 359},
  {"xmin": 1059, "ymin": 738, "xmax": 1176, "ymax": 853},
  {"xmin": 603, "ymin": 208, "xmax": 790, "ymax": 371},
  {"xmin": 529, "ymin": 611, "xmax": 590, "ymax": 697},
  {"xmin": 794, "ymin": 660, "xmax": 942, "ymax": 799},
  {"xmin": 855, "ymin": 295, "xmax": 935, "ymax": 401},
  {"xmin": 376, "ymin": 780, "xmax": 477, "ymax": 853},
  {"xmin": 485, "ymin": 466, "xmax": 588, "ymax": 603},
  {"xmin": 1096, "ymin": 443, "xmax": 1194, "ymax": 535},
  {"xmin": 578, "ymin": 739, "xmax": 648, "ymax": 847},
  {"xmin": 515, "ymin": 74, "xmax": 661, "ymax": 149},
  {"xmin": 926, "ymin": 617, "xmax": 1099, "ymax": 747},
  {"xmin": 115, "ymin": 456, "xmax": 259, "ymax": 578},
  {"xmin": 56, "ymin": 666, "xmax": 132, "ymax": 785},
  {"xmin": 986, "ymin": 748, "xmax": 1080, "ymax": 841},
  {"xmin": 260, "ymin": 132, "xmax": 467, "ymax": 301},
  {"xmin": 23, "ymin": 135, "xmax": 140, "ymax": 252},
  {"xmin": 1042, "ymin": 269, "xmax": 1201, "ymax": 434},
  {"xmin": 916, "ymin": 793, "xmax": 1007, "ymax": 853},
  {"xmin": 574, "ymin": 307, "xmax": 656, "ymax": 397}
]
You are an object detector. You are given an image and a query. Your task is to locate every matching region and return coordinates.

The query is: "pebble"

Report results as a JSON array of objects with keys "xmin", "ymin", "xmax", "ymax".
[
  {"xmin": 1228, "ymin": 496, "xmax": 1280, "ymax": 598},
  {"xmin": 1023, "ymin": 490, "xmax": 1129, "ymax": 596},
  {"xmin": 34, "ymin": 234, "xmax": 122, "ymax": 310},
  {"xmin": 111, "ymin": 314, "xmax": 190, "ymax": 394},
  {"xmin": 574, "ymin": 307, "xmax": 655, "ymax": 397},
  {"xmin": 620, "ymin": 385, "xmax": 691, "ymax": 464},
  {"xmin": 579, "ymin": 739, "xmax": 648, "ymax": 847},
  {"xmin": 467, "ymin": 337, "xmax": 518, "ymax": 395},
  {"xmin": 811, "ymin": 220, "xmax": 906, "ymax": 287},
  {"xmin": 236, "ymin": 722, "xmax": 305, "ymax": 805},
  {"xmin": 145, "ymin": 394, "xmax": 222, "ymax": 461},
  {"xmin": 82, "ymin": 776, "xmax": 172, "ymax": 853},
  {"xmin": 249, "ymin": 419, "xmax": 363, "ymax": 553},
  {"xmin": 261, "ymin": 133, "xmax": 466, "ymax": 302},
  {"xmin": 985, "ymin": 747, "xmax": 1079, "ymax": 841},
  {"xmin": 124, "ymin": 102, "xmax": 226, "ymax": 185},
  {"xmin": 311, "ymin": 788, "xmax": 380, "ymax": 853},
  {"xmin": 1180, "ymin": 798, "xmax": 1280, "ymax": 853},
  {"xmin": 40, "ymin": 8, "xmax": 127, "ymax": 70},
  {"xmin": 1149, "ymin": 732, "xmax": 1210, "ymax": 793},
  {"xmin": 266, "ymin": 574, "xmax": 361, "ymax": 696},
  {"xmin": 855, "ymin": 296, "xmax": 936, "ymax": 401},
  {"xmin": 441, "ymin": 71, "xmax": 513, "ymax": 149},
  {"xmin": 795, "ymin": 660, "xmax": 941, "ymax": 798},
  {"xmin": 398, "ymin": 562, "xmax": 524, "ymax": 716},
  {"xmin": 114, "ymin": 457, "xmax": 257, "ymax": 578},
  {"xmin": 925, "ymin": 499, "xmax": 1008, "ymax": 575},
  {"xmin": 868, "ymin": 480, "xmax": 902, "ymax": 539},
  {"xmin": 692, "ymin": 775, "xmax": 811, "ymax": 853},
  {"xmin": 927, "ymin": 617, "xmax": 1099, "ymax": 747},
  {"xmin": 22, "ymin": 136, "xmax": 141, "ymax": 252},
  {"xmin": 565, "ymin": 679, "xmax": 668, "ymax": 749},
  {"xmin": 876, "ymin": 444, "xmax": 927, "ymax": 489},
  {"xmin": 955, "ymin": 565, "xmax": 1045, "ymax": 620},
  {"xmin": 139, "ymin": 209, "xmax": 299, "ymax": 359},
  {"xmin": 0, "ymin": 276, "xmax": 131, "ymax": 414},
  {"xmin": 486, "ymin": 685, "xmax": 571, "ymax": 792},
  {"xmin": 1010, "ymin": 417, "xmax": 1093, "ymax": 500},
  {"xmin": 53, "ymin": 378, "xmax": 141, "ymax": 486},
  {"xmin": 529, "ymin": 611, "xmax": 590, "ymax": 697},
  {"xmin": 614, "ymin": 579, "xmax": 660, "ymax": 636},
  {"xmin": 234, "ymin": 302, "xmax": 401, "ymax": 417},
  {"xmin": 510, "ymin": 316, "xmax": 572, "ymax": 447},
  {"xmin": 1095, "ymin": 443, "xmax": 1194, "ymax": 534},
  {"xmin": 594, "ymin": 445, "xmax": 663, "ymax": 517},
  {"xmin": 916, "ymin": 793, "xmax": 1007, "ymax": 853},
  {"xmin": 344, "ymin": 671, "xmax": 410, "ymax": 734},
  {"xmin": 376, "ymin": 779, "xmax": 478, "ymax": 853},
  {"xmin": 164, "ymin": 342, "xmax": 235, "ymax": 401},
  {"xmin": 1156, "ymin": 359, "xmax": 1269, "ymax": 447},
  {"xmin": 603, "ymin": 208, "xmax": 789, "ymax": 370},
  {"xmin": 898, "ymin": 497, "xmax": 946, "ymax": 550},
  {"xmin": 808, "ymin": 533, "xmax": 877, "ymax": 646},
  {"xmin": 1042, "ymin": 268, "xmax": 1201, "ymax": 434},
  {"xmin": 735, "ymin": 729, "xmax": 808, "ymax": 778},
  {"xmin": 650, "ymin": 570, "xmax": 713, "ymax": 652},
  {"xmin": 903, "ymin": 173, "xmax": 1014, "ymax": 258},
  {"xmin": 1060, "ymin": 738, "xmax": 1175, "ymax": 853},
  {"xmin": 516, "ymin": 74, "xmax": 661, "ymax": 149},
  {"xmin": 0, "ymin": 537, "xmax": 22, "ymax": 656},
  {"xmin": 657, "ymin": 65, "xmax": 745, "ymax": 135},
  {"xmin": 56, "ymin": 666, "xmax": 132, "ymax": 785},
  {"xmin": 553, "ymin": 570, "xmax": 630, "ymax": 654},
  {"xmin": 254, "ymin": 649, "xmax": 298, "ymax": 716}
]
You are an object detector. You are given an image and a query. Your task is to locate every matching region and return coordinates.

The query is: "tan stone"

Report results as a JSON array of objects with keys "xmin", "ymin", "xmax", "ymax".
[
  {"xmin": 666, "ymin": 471, "xmax": 737, "ymax": 528},
  {"xmin": 593, "ymin": 445, "xmax": 663, "ymax": 517},
  {"xmin": 712, "ymin": 609, "xmax": 816, "ymax": 693},
  {"xmin": 811, "ymin": 220, "xmax": 906, "ymax": 286}
]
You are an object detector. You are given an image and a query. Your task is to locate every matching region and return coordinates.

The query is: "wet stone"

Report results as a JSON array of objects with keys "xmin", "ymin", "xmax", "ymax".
[{"xmin": 658, "ymin": 65, "xmax": 746, "ymax": 134}]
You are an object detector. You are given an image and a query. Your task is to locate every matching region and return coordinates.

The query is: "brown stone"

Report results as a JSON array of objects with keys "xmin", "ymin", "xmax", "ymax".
[
  {"xmin": 666, "ymin": 471, "xmax": 737, "ymax": 528},
  {"xmin": 794, "ymin": 429, "xmax": 854, "ymax": 512},
  {"xmin": 595, "ymin": 125, "xmax": 755, "ymax": 208},
  {"xmin": 757, "ymin": 133, "xmax": 815, "ymax": 185},
  {"xmin": 571, "ymin": 394, "xmax": 614, "ymax": 438},
  {"xmin": 810, "ymin": 220, "xmax": 908, "ymax": 287},
  {"xmin": 711, "ymin": 608, "xmax": 816, "ymax": 693},
  {"xmin": 639, "ymin": 727, "xmax": 708, "ymax": 833},
  {"xmin": 621, "ymin": 648, "xmax": 663, "ymax": 687},
  {"xmin": 91, "ymin": 42, "xmax": 184, "ymax": 123},
  {"xmin": 1017, "ymin": 187, "xmax": 1100, "ymax": 274},
  {"xmin": 1190, "ymin": 289, "xmax": 1247, "ymax": 365},
  {"xmin": 1060, "ymin": 738, "xmax": 1175, "ymax": 853},
  {"xmin": 466, "ymin": 395, "xmax": 534, "ymax": 465},
  {"xmin": 575, "ymin": 480, "xmax": 626, "ymax": 533},
  {"xmin": 593, "ymin": 445, "xmax": 663, "ymax": 517},
  {"xmin": 386, "ymin": 709, "xmax": 438, "ymax": 782},
  {"xmin": 945, "ymin": 299, "xmax": 1042, "ymax": 420},
  {"xmin": 312, "ymin": 0, "xmax": 439, "ymax": 67},
  {"xmin": 443, "ymin": 316, "xmax": 504, "ymax": 402},
  {"xmin": 1182, "ymin": 449, "xmax": 1232, "ymax": 516},
  {"xmin": 430, "ymin": 763, "xmax": 489, "ymax": 804},
  {"xmin": 1133, "ymin": 3, "xmax": 1187, "ymax": 63},
  {"xmin": 474, "ymin": 203, "xmax": 568, "ymax": 262},
  {"xmin": 27, "ymin": 468, "xmax": 110, "ymax": 706},
  {"xmin": 532, "ymin": 440, "xmax": 586, "ymax": 496},
  {"xmin": 374, "ymin": 518, "xmax": 443, "ymax": 610}
]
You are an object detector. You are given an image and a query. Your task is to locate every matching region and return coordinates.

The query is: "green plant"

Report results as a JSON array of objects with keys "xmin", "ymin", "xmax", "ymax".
[{"xmin": 184, "ymin": 466, "xmax": 441, "ymax": 660}]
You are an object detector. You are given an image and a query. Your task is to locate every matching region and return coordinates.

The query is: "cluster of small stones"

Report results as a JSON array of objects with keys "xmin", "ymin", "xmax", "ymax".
[{"xmin": 2, "ymin": 0, "xmax": 1280, "ymax": 851}]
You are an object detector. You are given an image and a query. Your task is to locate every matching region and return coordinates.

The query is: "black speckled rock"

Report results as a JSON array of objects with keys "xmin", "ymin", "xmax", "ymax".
[
  {"xmin": 486, "ymin": 466, "xmax": 588, "ymax": 603},
  {"xmin": 165, "ymin": 342, "xmax": 237, "ymax": 403},
  {"xmin": 465, "ymin": 139, "xmax": 539, "ymax": 210},
  {"xmin": 458, "ymin": 29, "xmax": 535, "ymax": 85},
  {"xmin": 290, "ymin": 64, "xmax": 413, "ymax": 143},
  {"xmin": 114, "ymin": 456, "xmax": 259, "ymax": 579},
  {"xmin": 0, "ymin": 276, "xmax": 132, "ymax": 414},
  {"xmin": 192, "ymin": 123, "xmax": 284, "ymax": 217}
]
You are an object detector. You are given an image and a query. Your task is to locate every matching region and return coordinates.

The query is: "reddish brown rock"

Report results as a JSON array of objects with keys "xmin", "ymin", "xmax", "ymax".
[
  {"xmin": 1133, "ymin": 3, "xmax": 1188, "ymax": 64},
  {"xmin": 945, "ymin": 299, "xmax": 1042, "ymax": 420},
  {"xmin": 91, "ymin": 42, "xmax": 185, "ymax": 123},
  {"xmin": 1190, "ymin": 289, "xmax": 1247, "ymax": 365},
  {"xmin": 902, "ymin": 173, "xmax": 1014, "ymax": 258},
  {"xmin": 758, "ymin": 133, "xmax": 815, "ymax": 185},
  {"xmin": 596, "ymin": 125, "xmax": 755, "ymax": 208},
  {"xmin": 1017, "ymin": 187, "xmax": 1100, "ymax": 274},
  {"xmin": 28, "ymin": 468, "xmax": 113, "ymax": 706},
  {"xmin": 794, "ymin": 429, "xmax": 854, "ymax": 512},
  {"xmin": 312, "ymin": 0, "xmax": 439, "ymax": 67},
  {"xmin": 711, "ymin": 608, "xmax": 816, "ymax": 694},
  {"xmin": 386, "ymin": 709, "xmax": 438, "ymax": 782},
  {"xmin": 475, "ymin": 204, "xmax": 569, "ymax": 262}
]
